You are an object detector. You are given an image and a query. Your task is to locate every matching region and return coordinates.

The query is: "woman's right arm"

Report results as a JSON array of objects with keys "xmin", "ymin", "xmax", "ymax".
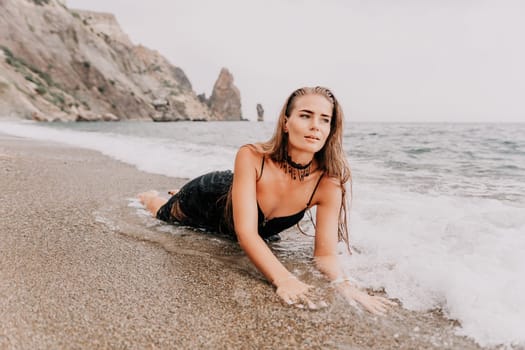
[{"xmin": 231, "ymin": 147, "xmax": 316, "ymax": 307}]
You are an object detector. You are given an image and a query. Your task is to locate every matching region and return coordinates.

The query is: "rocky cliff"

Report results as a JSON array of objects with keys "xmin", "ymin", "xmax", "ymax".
[
  {"xmin": 206, "ymin": 68, "xmax": 242, "ymax": 121},
  {"xmin": 0, "ymin": 0, "xmax": 242, "ymax": 121}
]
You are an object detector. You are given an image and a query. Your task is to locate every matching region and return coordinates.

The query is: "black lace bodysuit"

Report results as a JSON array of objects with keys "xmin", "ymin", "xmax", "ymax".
[{"xmin": 156, "ymin": 157, "xmax": 324, "ymax": 239}]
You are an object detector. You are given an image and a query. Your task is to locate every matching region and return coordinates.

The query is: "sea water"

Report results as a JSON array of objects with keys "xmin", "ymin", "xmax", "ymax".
[{"xmin": 1, "ymin": 120, "xmax": 524, "ymax": 347}]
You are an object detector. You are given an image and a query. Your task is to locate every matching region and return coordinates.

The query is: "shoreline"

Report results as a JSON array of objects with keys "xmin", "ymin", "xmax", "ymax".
[{"xmin": 0, "ymin": 134, "xmax": 490, "ymax": 349}]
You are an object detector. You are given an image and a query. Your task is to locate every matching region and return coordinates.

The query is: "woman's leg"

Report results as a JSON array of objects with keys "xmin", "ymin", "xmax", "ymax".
[{"xmin": 138, "ymin": 191, "xmax": 168, "ymax": 216}]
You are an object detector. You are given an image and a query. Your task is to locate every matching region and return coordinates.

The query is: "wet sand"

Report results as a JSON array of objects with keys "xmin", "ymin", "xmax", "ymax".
[{"xmin": 0, "ymin": 134, "xmax": 490, "ymax": 349}]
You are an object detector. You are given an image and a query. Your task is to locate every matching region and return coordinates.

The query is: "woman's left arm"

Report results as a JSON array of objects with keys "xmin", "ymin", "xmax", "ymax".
[{"xmin": 313, "ymin": 178, "xmax": 396, "ymax": 315}]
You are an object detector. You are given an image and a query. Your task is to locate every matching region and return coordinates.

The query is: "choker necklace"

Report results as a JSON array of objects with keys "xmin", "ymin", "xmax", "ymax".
[{"xmin": 281, "ymin": 154, "xmax": 312, "ymax": 181}]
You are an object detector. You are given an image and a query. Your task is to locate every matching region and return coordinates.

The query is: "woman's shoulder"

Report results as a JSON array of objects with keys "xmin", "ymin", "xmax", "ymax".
[
  {"xmin": 318, "ymin": 173, "xmax": 342, "ymax": 190},
  {"xmin": 237, "ymin": 143, "xmax": 266, "ymax": 161},
  {"xmin": 239, "ymin": 143, "xmax": 265, "ymax": 154},
  {"xmin": 234, "ymin": 144, "xmax": 266, "ymax": 180},
  {"xmin": 313, "ymin": 173, "xmax": 344, "ymax": 205},
  {"xmin": 235, "ymin": 143, "xmax": 264, "ymax": 166}
]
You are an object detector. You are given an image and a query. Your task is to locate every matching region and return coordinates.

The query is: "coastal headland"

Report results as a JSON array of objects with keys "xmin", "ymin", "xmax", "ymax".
[{"xmin": 0, "ymin": 0, "xmax": 242, "ymax": 122}]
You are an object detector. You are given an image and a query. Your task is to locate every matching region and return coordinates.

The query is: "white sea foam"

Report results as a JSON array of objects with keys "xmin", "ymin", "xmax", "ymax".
[
  {"xmin": 2, "ymin": 120, "xmax": 524, "ymax": 347},
  {"xmin": 0, "ymin": 121, "xmax": 235, "ymax": 178},
  {"xmin": 347, "ymin": 182, "xmax": 525, "ymax": 347}
]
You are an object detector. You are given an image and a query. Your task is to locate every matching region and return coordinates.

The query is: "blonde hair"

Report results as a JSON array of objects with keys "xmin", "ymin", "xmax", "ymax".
[{"xmin": 224, "ymin": 86, "xmax": 352, "ymax": 250}]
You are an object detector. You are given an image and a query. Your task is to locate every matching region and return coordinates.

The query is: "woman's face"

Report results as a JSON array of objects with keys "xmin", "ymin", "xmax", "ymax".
[{"xmin": 285, "ymin": 93, "xmax": 333, "ymax": 155}]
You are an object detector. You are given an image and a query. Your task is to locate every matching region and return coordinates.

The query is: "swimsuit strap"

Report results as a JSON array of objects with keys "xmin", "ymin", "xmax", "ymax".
[
  {"xmin": 256, "ymin": 156, "xmax": 265, "ymax": 182},
  {"xmin": 240, "ymin": 144, "xmax": 264, "ymax": 182},
  {"xmin": 306, "ymin": 172, "xmax": 325, "ymax": 207}
]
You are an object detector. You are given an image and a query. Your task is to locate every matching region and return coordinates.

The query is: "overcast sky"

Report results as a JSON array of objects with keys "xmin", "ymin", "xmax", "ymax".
[{"xmin": 67, "ymin": 0, "xmax": 525, "ymax": 122}]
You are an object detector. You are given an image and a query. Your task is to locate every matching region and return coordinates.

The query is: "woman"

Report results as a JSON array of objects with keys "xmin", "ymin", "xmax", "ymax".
[{"xmin": 139, "ymin": 86, "xmax": 394, "ymax": 313}]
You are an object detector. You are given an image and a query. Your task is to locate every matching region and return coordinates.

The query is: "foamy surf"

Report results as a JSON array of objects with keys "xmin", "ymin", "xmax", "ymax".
[
  {"xmin": 348, "ymin": 183, "xmax": 525, "ymax": 347},
  {"xmin": 0, "ymin": 121, "xmax": 235, "ymax": 178}
]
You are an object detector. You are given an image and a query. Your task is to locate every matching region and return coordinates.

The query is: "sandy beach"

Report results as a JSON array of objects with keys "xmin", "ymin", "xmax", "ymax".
[{"xmin": 0, "ymin": 134, "xmax": 492, "ymax": 350}]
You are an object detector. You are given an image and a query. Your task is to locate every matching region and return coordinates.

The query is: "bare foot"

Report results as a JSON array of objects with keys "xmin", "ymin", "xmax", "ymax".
[{"xmin": 137, "ymin": 190, "xmax": 159, "ymax": 205}]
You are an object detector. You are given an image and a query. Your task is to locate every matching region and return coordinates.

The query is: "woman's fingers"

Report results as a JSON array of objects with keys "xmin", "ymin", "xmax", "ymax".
[
  {"xmin": 335, "ymin": 283, "xmax": 398, "ymax": 315},
  {"xmin": 345, "ymin": 296, "xmax": 361, "ymax": 311},
  {"xmin": 298, "ymin": 294, "xmax": 318, "ymax": 310},
  {"xmin": 278, "ymin": 286, "xmax": 328, "ymax": 310},
  {"xmin": 284, "ymin": 296, "xmax": 295, "ymax": 306},
  {"xmin": 373, "ymin": 302, "xmax": 387, "ymax": 315},
  {"xmin": 303, "ymin": 287, "xmax": 331, "ymax": 310},
  {"xmin": 343, "ymin": 289, "xmax": 396, "ymax": 315},
  {"xmin": 374, "ymin": 296, "xmax": 397, "ymax": 311},
  {"xmin": 362, "ymin": 300, "xmax": 385, "ymax": 315},
  {"xmin": 367, "ymin": 295, "xmax": 397, "ymax": 315},
  {"xmin": 379, "ymin": 297, "xmax": 398, "ymax": 306},
  {"xmin": 276, "ymin": 279, "xmax": 332, "ymax": 310},
  {"xmin": 278, "ymin": 292, "xmax": 295, "ymax": 306}
]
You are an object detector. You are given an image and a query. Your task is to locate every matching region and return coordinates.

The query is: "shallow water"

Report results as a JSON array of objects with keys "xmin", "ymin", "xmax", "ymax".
[{"xmin": 1, "ymin": 120, "xmax": 524, "ymax": 347}]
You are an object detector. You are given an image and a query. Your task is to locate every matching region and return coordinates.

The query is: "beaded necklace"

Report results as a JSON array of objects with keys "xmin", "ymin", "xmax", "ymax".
[{"xmin": 280, "ymin": 154, "xmax": 312, "ymax": 181}]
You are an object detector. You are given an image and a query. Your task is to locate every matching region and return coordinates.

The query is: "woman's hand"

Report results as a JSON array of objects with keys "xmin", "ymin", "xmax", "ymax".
[
  {"xmin": 334, "ymin": 281, "xmax": 396, "ymax": 315},
  {"xmin": 274, "ymin": 276, "xmax": 326, "ymax": 310}
]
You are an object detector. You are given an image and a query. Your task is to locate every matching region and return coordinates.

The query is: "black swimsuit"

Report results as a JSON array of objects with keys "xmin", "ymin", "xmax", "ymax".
[
  {"xmin": 156, "ymin": 157, "xmax": 324, "ymax": 239},
  {"xmin": 256, "ymin": 157, "xmax": 323, "ymax": 238}
]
